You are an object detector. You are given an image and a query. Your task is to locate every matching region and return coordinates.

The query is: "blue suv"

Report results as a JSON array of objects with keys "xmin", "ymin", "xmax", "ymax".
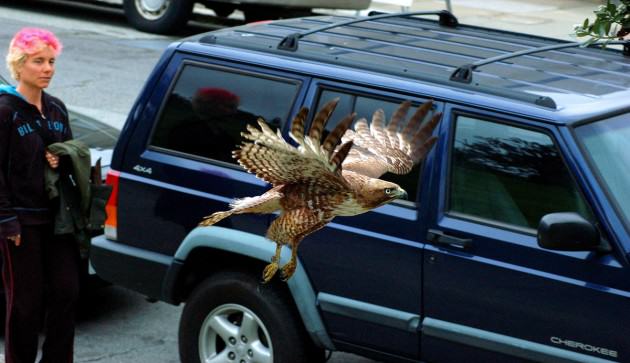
[{"xmin": 90, "ymin": 10, "xmax": 630, "ymax": 363}]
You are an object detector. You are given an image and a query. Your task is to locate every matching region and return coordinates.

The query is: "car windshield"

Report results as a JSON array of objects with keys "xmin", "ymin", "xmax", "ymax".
[{"xmin": 575, "ymin": 114, "xmax": 630, "ymax": 231}]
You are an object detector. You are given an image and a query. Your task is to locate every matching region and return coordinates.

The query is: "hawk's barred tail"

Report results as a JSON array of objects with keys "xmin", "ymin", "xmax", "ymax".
[{"xmin": 199, "ymin": 211, "xmax": 233, "ymax": 226}]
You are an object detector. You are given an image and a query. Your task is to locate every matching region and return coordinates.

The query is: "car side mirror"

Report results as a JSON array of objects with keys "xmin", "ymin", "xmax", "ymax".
[{"xmin": 537, "ymin": 212, "xmax": 610, "ymax": 253}]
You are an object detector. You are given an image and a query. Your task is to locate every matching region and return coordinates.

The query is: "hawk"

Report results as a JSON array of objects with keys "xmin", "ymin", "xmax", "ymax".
[{"xmin": 200, "ymin": 99, "xmax": 441, "ymax": 282}]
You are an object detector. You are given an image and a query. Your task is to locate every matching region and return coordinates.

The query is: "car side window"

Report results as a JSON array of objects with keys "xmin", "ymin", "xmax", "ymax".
[
  {"xmin": 150, "ymin": 64, "xmax": 301, "ymax": 164},
  {"xmin": 315, "ymin": 90, "xmax": 438, "ymax": 203},
  {"xmin": 449, "ymin": 115, "xmax": 593, "ymax": 230}
]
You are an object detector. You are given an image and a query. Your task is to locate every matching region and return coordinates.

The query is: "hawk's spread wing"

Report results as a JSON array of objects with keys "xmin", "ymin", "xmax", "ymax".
[
  {"xmin": 234, "ymin": 99, "xmax": 355, "ymax": 192},
  {"xmin": 341, "ymin": 100, "xmax": 441, "ymax": 178}
]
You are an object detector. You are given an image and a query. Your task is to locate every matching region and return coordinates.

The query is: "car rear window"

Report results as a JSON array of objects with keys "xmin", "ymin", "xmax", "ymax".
[{"xmin": 150, "ymin": 63, "xmax": 301, "ymax": 164}]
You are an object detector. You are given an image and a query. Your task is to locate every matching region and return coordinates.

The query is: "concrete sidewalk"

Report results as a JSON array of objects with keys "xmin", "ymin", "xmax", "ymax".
[{"xmin": 365, "ymin": 0, "xmax": 602, "ymax": 41}]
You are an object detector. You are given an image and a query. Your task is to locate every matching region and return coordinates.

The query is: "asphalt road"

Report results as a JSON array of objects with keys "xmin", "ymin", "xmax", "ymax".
[
  {"xmin": 0, "ymin": 283, "xmax": 377, "ymax": 362},
  {"xmin": 72, "ymin": 284, "xmax": 377, "ymax": 363},
  {"xmin": 0, "ymin": 1, "xmax": 378, "ymax": 362}
]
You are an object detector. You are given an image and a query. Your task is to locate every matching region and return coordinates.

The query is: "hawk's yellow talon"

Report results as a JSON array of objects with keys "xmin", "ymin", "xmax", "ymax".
[
  {"xmin": 280, "ymin": 261, "xmax": 297, "ymax": 281},
  {"xmin": 262, "ymin": 262, "xmax": 279, "ymax": 283}
]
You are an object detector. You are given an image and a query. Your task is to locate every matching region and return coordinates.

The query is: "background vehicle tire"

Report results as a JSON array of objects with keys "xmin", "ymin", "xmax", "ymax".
[
  {"xmin": 179, "ymin": 269, "xmax": 323, "ymax": 363},
  {"xmin": 122, "ymin": 0, "xmax": 194, "ymax": 34},
  {"xmin": 210, "ymin": 3, "xmax": 235, "ymax": 18}
]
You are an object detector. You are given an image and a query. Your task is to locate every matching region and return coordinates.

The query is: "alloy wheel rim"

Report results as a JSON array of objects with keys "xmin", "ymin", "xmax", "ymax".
[
  {"xmin": 134, "ymin": 0, "xmax": 170, "ymax": 20},
  {"xmin": 199, "ymin": 303, "xmax": 273, "ymax": 363}
]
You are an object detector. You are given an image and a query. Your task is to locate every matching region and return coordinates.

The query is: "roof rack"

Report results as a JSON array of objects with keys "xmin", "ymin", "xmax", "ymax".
[
  {"xmin": 277, "ymin": 10, "xmax": 459, "ymax": 51},
  {"xmin": 450, "ymin": 40, "xmax": 630, "ymax": 84}
]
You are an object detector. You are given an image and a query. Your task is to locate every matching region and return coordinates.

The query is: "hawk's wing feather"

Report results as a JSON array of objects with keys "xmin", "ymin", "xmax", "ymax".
[
  {"xmin": 322, "ymin": 112, "xmax": 355, "ymax": 155},
  {"xmin": 289, "ymin": 106, "xmax": 308, "ymax": 142},
  {"xmin": 341, "ymin": 100, "xmax": 441, "ymax": 178},
  {"xmin": 234, "ymin": 99, "xmax": 354, "ymax": 191},
  {"xmin": 234, "ymin": 99, "xmax": 439, "ymax": 189},
  {"xmin": 307, "ymin": 98, "xmax": 338, "ymax": 141}
]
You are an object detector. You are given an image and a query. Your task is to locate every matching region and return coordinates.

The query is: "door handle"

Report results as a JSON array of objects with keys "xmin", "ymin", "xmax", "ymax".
[{"xmin": 426, "ymin": 229, "xmax": 472, "ymax": 249}]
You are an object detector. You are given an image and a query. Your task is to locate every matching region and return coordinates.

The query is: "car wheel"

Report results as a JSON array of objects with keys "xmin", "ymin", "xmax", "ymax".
[
  {"xmin": 211, "ymin": 3, "xmax": 235, "ymax": 18},
  {"xmin": 179, "ymin": 269, "xmax": 322, "ymax": 363},
  {"xmin": 122, "ymin": 0, "xmax": 194, "ymax": 34}
]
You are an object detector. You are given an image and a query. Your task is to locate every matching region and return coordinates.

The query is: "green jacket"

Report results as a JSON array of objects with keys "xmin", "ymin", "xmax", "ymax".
[{"xmin": 45, "ymin": 140, "xmax": 92, "ymax": 252}]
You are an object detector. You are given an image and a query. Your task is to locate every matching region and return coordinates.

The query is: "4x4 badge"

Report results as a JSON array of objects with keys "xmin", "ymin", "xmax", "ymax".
[{"xmin": 133, "ymin": 165, "xmax": 152, "ymax": 175}]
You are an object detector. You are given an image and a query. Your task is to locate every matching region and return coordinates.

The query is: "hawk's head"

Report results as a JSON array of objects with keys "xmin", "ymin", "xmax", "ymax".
[{"xmin": 358, "ymin": 178, "xmax": 408, "ymax": 208}]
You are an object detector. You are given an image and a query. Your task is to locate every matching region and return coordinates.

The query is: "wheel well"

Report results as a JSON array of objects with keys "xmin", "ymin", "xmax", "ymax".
[{"xmin": 174, "ymin": 247, "xmax": 270, "ymax": 302}]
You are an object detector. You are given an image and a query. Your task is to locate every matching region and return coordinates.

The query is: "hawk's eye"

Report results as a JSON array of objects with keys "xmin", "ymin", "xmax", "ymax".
[{"xmin": 384, "ymin": 188, "xmax": 393, "ymax": 195}]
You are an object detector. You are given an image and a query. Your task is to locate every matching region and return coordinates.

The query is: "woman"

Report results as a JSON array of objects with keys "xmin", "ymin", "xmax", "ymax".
[{"xmin": 0, "ymin": 28, "xmax": 79, "ymax": 363}]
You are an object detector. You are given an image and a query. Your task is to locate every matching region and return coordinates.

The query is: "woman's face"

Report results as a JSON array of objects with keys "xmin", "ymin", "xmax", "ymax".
[{"xmin": 18, "ymin": 45, "xmax": 56, "ymax": 90}]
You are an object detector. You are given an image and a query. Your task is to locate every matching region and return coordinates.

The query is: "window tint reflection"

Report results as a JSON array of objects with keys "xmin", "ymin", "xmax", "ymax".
[
  {"xmin": 450, "ymin": 116, "xmax": 592, "ymax": 229},
  {"xmin": 151, "ymin": 64, "xmax": 299, "ymax": 164}
]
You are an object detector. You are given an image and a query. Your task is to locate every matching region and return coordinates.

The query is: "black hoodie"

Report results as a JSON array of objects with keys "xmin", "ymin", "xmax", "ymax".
[{"xmin": 0, "ymin": 87, "xmax": 72, "ymax": 238}]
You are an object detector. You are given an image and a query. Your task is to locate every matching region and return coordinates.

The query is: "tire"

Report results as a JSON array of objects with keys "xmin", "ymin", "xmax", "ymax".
[
  {"xmin": 210, "ymin": 3, "xmax": 235, "ymax": 18},
  {"xmin": 122, "ymin": 0, "xmax": 194, "ymax": 34},
  {"xmin": 179, "ymin": 269, "xmax": 323, "ymax": 363}
]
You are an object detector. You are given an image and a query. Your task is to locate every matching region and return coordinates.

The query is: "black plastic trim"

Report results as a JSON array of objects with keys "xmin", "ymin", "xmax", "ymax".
[
  {"xmin": 161, "ymin": 259, "xmax": 184, "ymax": 304},
  {"xmin": 90, "ymin": 235, "xmax": 172, "ymax": 301}
]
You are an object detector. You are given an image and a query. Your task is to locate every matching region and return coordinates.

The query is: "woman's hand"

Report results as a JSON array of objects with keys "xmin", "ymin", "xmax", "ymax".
[
  {"xmin": 45, "ymin": 150, "xmax": 59, "ymax": 169},
  {"xmin": 7, "ymin": 234, "xmax": 21, "ymax": 246}
]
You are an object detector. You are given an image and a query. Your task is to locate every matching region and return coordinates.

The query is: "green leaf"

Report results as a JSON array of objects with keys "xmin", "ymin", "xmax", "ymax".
[{"xmin": 583, "ymin": 17, "xmax": 589, "ymax": 28}]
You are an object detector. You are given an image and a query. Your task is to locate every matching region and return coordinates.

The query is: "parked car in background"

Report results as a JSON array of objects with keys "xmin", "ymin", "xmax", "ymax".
[
  {"xmin": 0, "ymin": 73, "xmax": 119, "ymax": 326},
  {"xmin": 57, "ymin": 0, "xmax": 371, "ymax": 33},
  {"xmin": 66, "ymin": 107, "xmax": 118, "ymax": 175},
  {"xmin": 91, "ymin": 10, "xmax": 629, "ymax": 363}
]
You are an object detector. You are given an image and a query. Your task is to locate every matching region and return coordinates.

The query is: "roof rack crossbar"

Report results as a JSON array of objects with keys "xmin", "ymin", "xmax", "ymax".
[
  {"xmin": 450, "ymin": 40, "xmax": 630, "ymax": 83},
  {"xmin": 277, "ymin": 10, "xmax": 459, "ymax": 51}
]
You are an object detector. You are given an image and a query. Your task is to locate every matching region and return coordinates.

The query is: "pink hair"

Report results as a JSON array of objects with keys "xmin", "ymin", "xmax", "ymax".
[{"xmin": 9, "ymin": 27, "xmax": 63, "ymax": 56}]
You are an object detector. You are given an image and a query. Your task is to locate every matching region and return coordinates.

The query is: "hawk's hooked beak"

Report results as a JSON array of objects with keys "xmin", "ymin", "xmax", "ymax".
[{"xmin": 395, "ymin": 188, "xmax": 408, "ymax": 200}]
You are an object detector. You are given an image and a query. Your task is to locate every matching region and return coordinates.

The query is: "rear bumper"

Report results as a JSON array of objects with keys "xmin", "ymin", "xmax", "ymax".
[{"xmin": 90, "ymin": 234, "xmax": 173, "ymax": 301}]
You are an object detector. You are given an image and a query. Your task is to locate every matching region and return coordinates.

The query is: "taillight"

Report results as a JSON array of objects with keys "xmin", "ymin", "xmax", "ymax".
[{"xmin": 104, "ymin": 169, "xmax": 120, "ymax": 240}]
